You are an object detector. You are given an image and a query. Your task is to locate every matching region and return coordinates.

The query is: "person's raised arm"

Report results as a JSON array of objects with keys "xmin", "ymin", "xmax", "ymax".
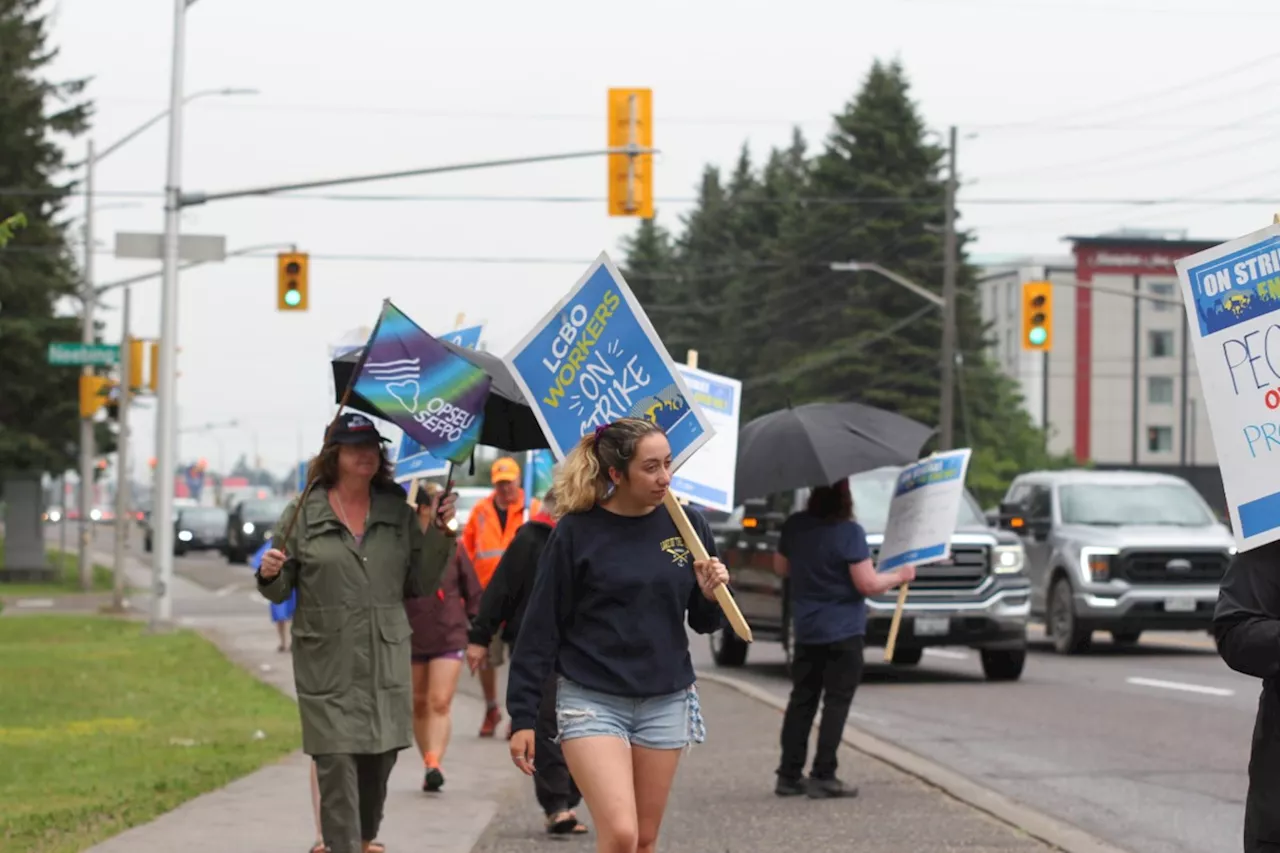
[
  {"xmin": 406, "ymin": 508, "xmax": 454, "ymax": 600},
  {"xmin": 1214, "ymin": 544, "xmax": 1280, "ymax": 680},
  {"xmin": 847, "ymin": 522, "xmax": 915, "ymax": 596},
  {"xmin": 773, "ymin": 515, "xmax": 795, "ymax": 578},
  {"xmin": 257, "ymin": 500, "xmax": 301, "ymax": 604},
  {"xmin": 505, "ymin": 524, "xmax": 574, "ymax": 734}
]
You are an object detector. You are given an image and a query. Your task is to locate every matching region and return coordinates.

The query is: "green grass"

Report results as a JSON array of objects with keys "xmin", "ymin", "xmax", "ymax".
[
  {"xmin": 0, "ymin": 536, "xmax": 114, "ymax": 599},
  {"xmin": 0, "ymin": 617, "xmax": 301, "ymax": 853}
]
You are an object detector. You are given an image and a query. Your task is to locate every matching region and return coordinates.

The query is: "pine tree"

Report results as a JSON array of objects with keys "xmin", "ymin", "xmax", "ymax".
[{"xmin": 0, "ymin": 0, "xmax": 93, "ymax": 476}]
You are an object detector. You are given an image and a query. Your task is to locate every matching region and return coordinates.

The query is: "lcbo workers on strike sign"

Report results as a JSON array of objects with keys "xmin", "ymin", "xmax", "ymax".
[
  {"xmin": 1176, "ymin": 222, "xmax": 1280, "ymax": 550},
  {"xmin": 505, "ymin": 252, "xmax": 713, "ymax": 469}
]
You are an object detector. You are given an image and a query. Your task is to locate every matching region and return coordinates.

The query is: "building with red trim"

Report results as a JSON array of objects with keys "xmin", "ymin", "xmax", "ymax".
[{"xmin": 978, "ymin": 231, "xmax": 1220, "ymax": 468}]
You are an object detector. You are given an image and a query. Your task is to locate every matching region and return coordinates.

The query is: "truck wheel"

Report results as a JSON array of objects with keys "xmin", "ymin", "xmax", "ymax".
[
  {"xmin": 1049, "ymin": 577, "xmax": 1091, "ymax": 654},
  {"xmin": 981, "ymin": 648, "xmax": 1026, "ymax": 681},
  {"xmin": 891, "ymin": 647, "xmax": 923, "ymax": 666},
  {"xmin": 1111, "ymin": 630, "xmax": 1142, "ymax": 647},
  {"xmin": 709, "ymin": 626, "xmax": 749, "ymax": 667}
]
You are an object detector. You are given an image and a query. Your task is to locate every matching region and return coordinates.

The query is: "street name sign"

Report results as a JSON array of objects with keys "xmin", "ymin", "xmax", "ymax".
[{"xmin": 48, "ymin": 342, "xmax": 119, "ymax": 366}]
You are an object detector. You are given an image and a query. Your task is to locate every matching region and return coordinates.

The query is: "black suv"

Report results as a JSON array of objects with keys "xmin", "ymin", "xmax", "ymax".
[
  {"xmin": 710, "ymin": 465, "xmax": 1032, "ymax": 681},
  {"xmin": 224, "ymin": 496, "xmax": 291, "ymax": 563}
]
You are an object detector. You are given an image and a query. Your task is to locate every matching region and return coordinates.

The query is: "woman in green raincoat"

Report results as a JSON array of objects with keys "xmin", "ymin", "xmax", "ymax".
[{"xmin": 257, "ymin": 412, "xmax": 457, "ymax": 853}]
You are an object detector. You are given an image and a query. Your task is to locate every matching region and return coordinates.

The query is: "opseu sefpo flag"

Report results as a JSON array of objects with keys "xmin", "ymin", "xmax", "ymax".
[{"xmin": 353, "ymin": 302, "xmax": 491, "ymax": 464}]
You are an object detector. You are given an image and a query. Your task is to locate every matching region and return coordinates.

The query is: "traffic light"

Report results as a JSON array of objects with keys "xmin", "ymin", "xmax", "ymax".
[
  {"xmin": 1021, "ymin": 281, "xmax": 1053, "ymax": 351},
  {"xmin": 149, "ymin": 342, "xmax": 159, "ymax": 393},
  {"xmin": 79, "ymin": 375, "xmax": 110, "ymax": 418},
  {"xmin": 277, "ymin": 252, "xmax": 309, "ymax": 311},
  {"xmin": 607, "ymin": 88, "xmax": 654, "ymax": 219},
  {"xmin": 128, "ymin": 338, "xmax": 145, "ymax": 390}
]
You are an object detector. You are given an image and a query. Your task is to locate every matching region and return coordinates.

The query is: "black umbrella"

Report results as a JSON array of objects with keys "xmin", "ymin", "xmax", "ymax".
[
  {"xmin": 331, "ymin": 341, "xmax": 549, "ymax": 452},
  {"xmin": 735, "ymin": 402, "xmax": 935, "ymax": 502}
]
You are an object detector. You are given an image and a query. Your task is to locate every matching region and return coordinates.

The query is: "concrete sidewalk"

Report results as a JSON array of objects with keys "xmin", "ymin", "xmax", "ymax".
[{"xmin": 473, "ymin": 677, "xmax": 1060, "ymax": 853}]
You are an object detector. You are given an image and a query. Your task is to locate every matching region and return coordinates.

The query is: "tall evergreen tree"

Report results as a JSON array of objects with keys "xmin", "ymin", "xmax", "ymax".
[{"xmin": 0, "ymin": 0, "xmax": 92, "ymax": 477}]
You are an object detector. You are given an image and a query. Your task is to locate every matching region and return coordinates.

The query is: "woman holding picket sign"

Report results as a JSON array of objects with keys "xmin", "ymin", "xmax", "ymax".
[
  {"xmin": 256, "ymin": 412, "xmax": 458, "ymax": 853},
  {"xmin": 505, "ymin": 417, "xmax": 730, "ymax": 852}
]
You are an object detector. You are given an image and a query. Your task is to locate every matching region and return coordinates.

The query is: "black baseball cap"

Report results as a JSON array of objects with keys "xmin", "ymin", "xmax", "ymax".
[{"xmin": 327, "ymin": 412, "xmax": 391, "ymax": 446}]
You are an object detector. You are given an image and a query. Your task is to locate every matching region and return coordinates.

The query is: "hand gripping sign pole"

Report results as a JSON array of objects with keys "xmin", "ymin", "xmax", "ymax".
[{"xmin": 682, "ymin": 348, "xmax": 752, "ymax": 643}]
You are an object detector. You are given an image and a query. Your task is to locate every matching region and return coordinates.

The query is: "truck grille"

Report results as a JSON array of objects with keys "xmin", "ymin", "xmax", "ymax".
[
  {"xmin": 1116, "ymin": 550, "xmax": 1229, "ymax": 584},
  {"xmin": 871, "ymin": 545, "xmax": 989, "ymax": 591}
]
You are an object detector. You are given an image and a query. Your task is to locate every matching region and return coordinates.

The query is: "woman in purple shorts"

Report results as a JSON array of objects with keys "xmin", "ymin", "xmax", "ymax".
[{"xmin": 405, "ymin": 481, "xmax": 482, "ymax": 792}]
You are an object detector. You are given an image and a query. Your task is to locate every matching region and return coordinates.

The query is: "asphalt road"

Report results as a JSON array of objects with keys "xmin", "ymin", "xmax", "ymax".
[
  {"xmin": 64, "ymin": 523, "xmax": 1257, "ymax": 853},
  {"xmin": 689, "ymin": 625, "xmax": 1254, "ymax": 853}
]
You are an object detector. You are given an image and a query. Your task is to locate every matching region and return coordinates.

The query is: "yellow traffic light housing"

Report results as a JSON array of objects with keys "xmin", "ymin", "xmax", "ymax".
[
  {"xmin": 1021, "ymin": 281, "xmax": 1053, "ymax": 351},
  {"xmin": 277, "ymin": 252, "xmax": 309, "ymax": 311},
  {"xmin": 148, "ymin": 341, "xmax": 159, "ymax": 393},
  {"xmin": 79, "ymin": 375, "xmax": 110, "ymax": 418},
  {"xmin": 128, "ymin": 338, "xmax": 145, "ymax": 390},
  {"xmin": 607, "ymin": 88, "xmax": 654, "ymax": 219}
]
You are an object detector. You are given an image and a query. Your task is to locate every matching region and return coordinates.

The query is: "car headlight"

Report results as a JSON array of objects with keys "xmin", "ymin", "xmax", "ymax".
[
  {"xmin": 1080, "ymin": 546, "xmax": 1119, "ymax": 582},
  {"xmin": 90, "ymin": 509, "xmax": 101, "ymax": 521},
  {"xmin": 993, "ymin": 544, "xmax": 1025, "ymax": 574},
  {"xmin": 177, "ymin": 530, "xmax": 193, "ymax": 542},
  {"xmin": 242, "ymin": 522, "xmax": 255, "ymax": 534}
]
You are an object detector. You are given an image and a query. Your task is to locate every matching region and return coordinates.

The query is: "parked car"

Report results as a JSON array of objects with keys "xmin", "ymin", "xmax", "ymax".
[
  {"xmin": 712, "ymin": 466, "xmax": 1031, "ymax": 681},
  {"xmin": 997, "ymin": 469, "xmax": 1235, "ymax": 654},
  {"xmin": 146, "ymin": 505, "xmax": 229, "ymax": 556},
  {"xmin": 451, "ymin": 486, "xmax": 493, "ymax": 527},
  {"xmin": 224, "ymin": 496, "xmax": 291, "ymax": 563}
]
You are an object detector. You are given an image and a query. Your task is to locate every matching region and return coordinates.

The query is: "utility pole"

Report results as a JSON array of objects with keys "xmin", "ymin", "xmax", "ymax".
[
  {"xmin": 78, "ymin": 138, "xmax": 97, "ymax": 590},
  {"xmin": 938, "ymin": 125, "xmax": 959, "ymax": 452},
  {"xmin": 152, "ymin": 0, "xmax": 188, "ymax": 630},
  {"xmin": 111, "ymin": 287, "xmax": 132, "ymax": 612}
]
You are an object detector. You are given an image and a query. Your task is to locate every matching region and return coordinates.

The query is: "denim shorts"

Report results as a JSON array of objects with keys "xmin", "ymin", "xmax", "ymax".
[{"xmin": 555, "ymin": 676, "xmax": 707, "ymax": 750}]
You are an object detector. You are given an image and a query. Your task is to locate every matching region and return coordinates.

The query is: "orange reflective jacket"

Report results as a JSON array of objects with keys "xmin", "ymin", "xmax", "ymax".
[{"xmin": 461, "ymin": 489, "xmax": 542, "ymax": 588}]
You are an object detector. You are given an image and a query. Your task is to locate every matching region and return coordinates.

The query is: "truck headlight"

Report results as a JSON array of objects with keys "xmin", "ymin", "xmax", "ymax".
[
  {"xmin": 1080, "ymin": 546, "xmax": 1119, "ymax": 582},
  {"xmin": 178, "ymin": 530, "xmax": 193, "ymax": 542},
  {"xmin": 993, "ymin": 544, "xmax": 1025, "ymax": 574},
  {"xmin": 242, "ymin": 522, "xmax": 255, "ymax": 534}
]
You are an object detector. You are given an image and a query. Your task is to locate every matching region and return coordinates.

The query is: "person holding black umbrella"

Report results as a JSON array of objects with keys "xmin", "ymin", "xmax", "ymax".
[{"xmin": 773, "ymin": 477, "xmax": 915, "ymax": 799}]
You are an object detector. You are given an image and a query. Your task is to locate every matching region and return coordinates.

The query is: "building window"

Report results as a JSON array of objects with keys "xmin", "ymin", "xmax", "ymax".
[
  {"xmin": 1149, "ymin": 330, "xmax": 1175, "ymax": 357},
  {"xmin": 1148, "ymin": 376, "xmax": 1174, "ymax": 404},
  {"xmin": 1147, "ymin": 426, "xmax": 1173, "ymax": 453},
  {"xmin": 1149, "ymin": 282, "xmax": 1175, "ymax": 312}
]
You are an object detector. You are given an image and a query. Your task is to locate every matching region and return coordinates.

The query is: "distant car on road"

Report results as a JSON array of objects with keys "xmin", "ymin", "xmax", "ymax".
[
  {"xmin": 450, "ymin": 486, "xmax": 493, "ymax": 528},
  {"xmin": 223, "ymin": 496, "xmax": 291, "ymax": 563},
  {"xmin": 146, "ymin": 505, "xmax": 228, "ymax": 556},
  {"xmin": 998, "ymin": 469, "xmax": 1235, "ymax": 654}
]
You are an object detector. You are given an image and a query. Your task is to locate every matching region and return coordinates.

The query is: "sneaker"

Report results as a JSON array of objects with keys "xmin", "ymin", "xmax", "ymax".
[
  {"xmin": 479, "ymin": 706, "xmax": 502, "ymax": 738},
  {"xmin": 807, "ymin": 776, "xmax": 858, "ymax": 799},
  {"xmin": 423, "ymin": 766, "xmax": 444, "ymax": 792},
  {"xmin": 775, "ymin": 776, "xmax": 806, "ymax": 797}
]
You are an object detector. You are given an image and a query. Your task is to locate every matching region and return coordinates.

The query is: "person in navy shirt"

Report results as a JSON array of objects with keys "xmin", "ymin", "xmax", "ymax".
[
  {"xmin": 505, "ymin": 417, "xmax": 730, "ymax": 853},
  {"xmin": 773, "ymin": 478, "xmax": 915, "ymax": 798}
]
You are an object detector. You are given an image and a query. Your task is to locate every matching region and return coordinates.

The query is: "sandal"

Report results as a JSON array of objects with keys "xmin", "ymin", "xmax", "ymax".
[
  {"xmin": 546, "ymin": 811, "xmax": 589, "ymax": 835},
  {"xmin": 308, "ymin": 844, "xmax": 327, "ymax": 853}
]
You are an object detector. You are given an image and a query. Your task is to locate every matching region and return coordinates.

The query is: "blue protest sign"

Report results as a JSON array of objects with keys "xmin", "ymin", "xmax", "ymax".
[
  {"xmin": 671, "ymin": 365, "xmax": 741, "ymax": 512},
  {"xmin": 393, "ymin": 324, "xmax": 484, "ymax": 481},
  {"xmin": 504, "ymin": 252, "xmax": 713, "ymax": 468}
]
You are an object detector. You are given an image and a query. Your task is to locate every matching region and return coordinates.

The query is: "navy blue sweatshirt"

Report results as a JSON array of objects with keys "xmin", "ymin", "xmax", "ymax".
[{"xmin": 505, "ymin": 502, "xmax": 726, "ymax": 733}]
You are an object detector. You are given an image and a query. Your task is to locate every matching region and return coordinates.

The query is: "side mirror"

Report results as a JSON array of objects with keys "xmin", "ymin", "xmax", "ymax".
[{"xmin": 998, "ymin": 502, "xmax": 1028, "ymax": 533}]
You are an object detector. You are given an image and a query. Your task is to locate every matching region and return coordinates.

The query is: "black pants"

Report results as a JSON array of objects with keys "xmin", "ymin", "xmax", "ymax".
[
  {"xmin": 534, "ymin": 671, "xmax": 582, "ymax": 816},
  {"xmin": 777, "ymin": 636, "xmax": 865, "ymax": 782},
  {"xmin": 314, "ymin": 750, "xmax": 400, "ymax": 853}
]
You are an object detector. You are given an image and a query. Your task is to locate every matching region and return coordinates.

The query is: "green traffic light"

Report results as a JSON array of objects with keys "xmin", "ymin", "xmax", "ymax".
[
  {"xmin": 284, "ymin": 288, "xmax": 302, "ymax": 307},
  {"xmin": 1028, "ymin": 327, "xmax": 1047, "ymax": 346}
]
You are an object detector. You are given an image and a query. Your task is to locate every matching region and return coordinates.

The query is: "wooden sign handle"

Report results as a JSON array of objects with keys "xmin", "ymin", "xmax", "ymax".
[
  {"xmin": 662, "ymin": 491, "xmax": 753, "ymax": 643},
  {"xmin": 882, "ymin": 583, "xmax": 911, "ymax": 662}
]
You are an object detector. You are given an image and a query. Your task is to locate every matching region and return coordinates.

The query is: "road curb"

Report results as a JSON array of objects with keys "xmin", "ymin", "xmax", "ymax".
[{"xmin": 696, "ymin": 669, "xmax": 1132, "ymax": 853}]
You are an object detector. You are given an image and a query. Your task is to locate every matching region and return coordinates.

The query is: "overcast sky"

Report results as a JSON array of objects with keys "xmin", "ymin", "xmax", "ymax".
[{"xmin": 42, "ymin": 0, "xmax": 1280, "ymax": 478}]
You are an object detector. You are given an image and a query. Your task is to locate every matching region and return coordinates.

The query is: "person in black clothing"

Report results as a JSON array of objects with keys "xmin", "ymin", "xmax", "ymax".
[
  {"xmin": 1213, "ymin": 540, "xmax": 1280, "ymax": 852},
  {"xmin": 505, "ymin": 417, "xmax": 730, "ymax": 853},
  {"xmin": 772, "ymin": 479, "xmax": 915, "ymax": 799},
  {"xmin": 465, "ymin": 488, "xmax": 587, "ymax": 836}
]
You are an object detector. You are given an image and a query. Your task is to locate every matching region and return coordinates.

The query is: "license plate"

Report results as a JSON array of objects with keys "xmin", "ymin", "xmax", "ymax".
[
  {"xmin": 913, "ymin": 617, "xmax": 951, "ymax": 636},
  {"xmin": 1165, "ymin": 597, "xmax": 1197, "ymax": 613}
]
